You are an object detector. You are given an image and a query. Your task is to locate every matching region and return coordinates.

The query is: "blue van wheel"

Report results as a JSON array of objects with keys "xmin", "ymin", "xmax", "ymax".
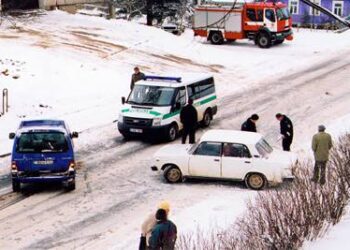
[{"xmin": 12, "ymin": 180, "xmax": 21, "ymax": 192}]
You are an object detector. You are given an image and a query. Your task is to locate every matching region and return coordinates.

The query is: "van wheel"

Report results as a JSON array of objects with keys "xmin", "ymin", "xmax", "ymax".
[
  {"xmin": 12, "ymin": 180, "xmax": 20, "ymax": 192},
  {"xmin": 167, "ymin": 123, "xmax": 178, "ymax": 141},
  {"xmin": 164, "ymin": 165, "xmax": 182, "ymax": 183},
  {"xmin": 245, "ymin": 173, "xmax": 266, "ymax": 190},
  {"xmin": 201, "ymin": 110, "xmax": 212, "ymax": 127},
  {"xmin": 65, "ymin": 179, "xmax": 76, "ymax": 191},
  {"xmin": 209, "ymin": 31, "xmax": 224, "ymax": 45},
  {"xmin": 257, "ymin": 32, "xmax": 271, "ymax": 48}
]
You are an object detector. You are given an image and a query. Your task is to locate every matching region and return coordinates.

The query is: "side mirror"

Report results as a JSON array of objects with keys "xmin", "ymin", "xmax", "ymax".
[
  {"xmin": 9, "ymin": 133, "xmax": 15, "ymax": 139},
  {"xmin": 71, "ymin": 132, "xmax": 79, "ymax": 138},
  {"xmin": 121, "ymin": 97, "xmax": 126, "ymax": 104}
]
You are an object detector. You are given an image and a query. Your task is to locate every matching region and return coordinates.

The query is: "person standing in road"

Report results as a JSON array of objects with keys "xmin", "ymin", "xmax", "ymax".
[
  {"xmin": 241, "ymin": 114, "xmax": 259, "ymax": 132},
  {"xmin": 312, "ymin": 125, "xmax": 332, "ymax": 185},
  {"xmin": 276, "ymin": 113, "xmax": 294, "ymax": 151},
  {"xmin": 148, "ymin": 208, "xmax": 177, "ymax": 250},
  {"xmin": 180, "ymin": 99, "xmax": 198, "ymax": 144},
  {"xmin": 131, "ymin": 67, "xmax": 145, "ymax": 90},
  {"xmin": 139, "ymin": 201, "xmax": 171, "ymax": 250}
]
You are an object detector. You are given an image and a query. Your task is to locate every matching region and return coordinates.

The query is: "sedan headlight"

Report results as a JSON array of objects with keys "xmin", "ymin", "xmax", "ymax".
[{"xmin": 153, "ymin": 118, "xmax": 162, "ymax": 126}]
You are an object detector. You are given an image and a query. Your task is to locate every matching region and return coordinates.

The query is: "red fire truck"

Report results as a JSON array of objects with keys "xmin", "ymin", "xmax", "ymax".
[{"xmin": 193, "ymin": 1, "xmax": 293, "ymax": 48}]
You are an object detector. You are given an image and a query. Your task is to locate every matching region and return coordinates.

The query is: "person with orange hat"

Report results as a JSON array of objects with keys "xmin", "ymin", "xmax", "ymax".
[{"xmin": 139, "ymin": 201, "xmax": 171, "ymax": 250}]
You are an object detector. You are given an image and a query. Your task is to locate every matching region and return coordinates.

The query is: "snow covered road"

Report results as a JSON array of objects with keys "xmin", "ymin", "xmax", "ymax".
[{"xmin": 1, "ymin": 52, "xmax": 350, "ymax": 249}]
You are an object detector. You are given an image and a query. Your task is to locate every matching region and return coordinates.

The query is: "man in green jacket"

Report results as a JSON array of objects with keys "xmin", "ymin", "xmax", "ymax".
[{"xmin": 312, "ymin": 125, "xmax": 333, "ymax": 184}]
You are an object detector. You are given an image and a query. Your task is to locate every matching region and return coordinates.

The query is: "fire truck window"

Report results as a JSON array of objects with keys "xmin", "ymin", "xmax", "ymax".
[
  {"xmin": 246, "ymin": 9, "xmax": 257, "ymax": 21},
  {"xmin": 257, "ymin": 10, "xmax": 263, "ymax": 21},
  {"xmin": 265, "ymin": 9, "xmax": 276, "ymax": 22}
]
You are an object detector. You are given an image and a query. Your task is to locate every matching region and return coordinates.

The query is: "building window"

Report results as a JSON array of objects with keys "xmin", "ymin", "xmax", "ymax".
[
  {"xmin": 309, "ymin": 0, "xmax": 321, "ymax": 16},
  {"xmin": 333, "ymin": 1, "xmax": 344, "ymax": 16},
  {"xmin": 289, "ymin": 0, "xmax": 299, "ymax": 15}
]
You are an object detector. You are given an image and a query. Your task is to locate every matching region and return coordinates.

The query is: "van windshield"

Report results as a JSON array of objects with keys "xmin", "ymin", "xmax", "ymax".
[
  {"xmin": 17, "ymin": 132, "xmax": 69, "ymax": 153},
  {"xmin": 127, "ymin": 85, "xmax": 176, "ymax": 106}
]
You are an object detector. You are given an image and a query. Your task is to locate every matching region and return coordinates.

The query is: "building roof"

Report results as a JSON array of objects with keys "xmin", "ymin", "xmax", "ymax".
[
  {"xmin": 200, "ymin": 129, "xmax": 263, "ymax": 144},
  {"xmin": 135, "ymin": 73, "xmax": 213, "ymax": 88}
]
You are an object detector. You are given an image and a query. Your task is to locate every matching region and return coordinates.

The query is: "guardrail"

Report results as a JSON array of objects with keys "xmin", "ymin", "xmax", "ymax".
[{"xmin": 1, "ymin": 88, "xmax": 9, "ymax": 116}]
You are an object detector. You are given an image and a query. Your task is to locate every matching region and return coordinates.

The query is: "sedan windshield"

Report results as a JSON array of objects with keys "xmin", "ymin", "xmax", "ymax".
[
  {"xmin": 17, "ymin": 132, "xmax": 68, "ymax": 153},
  {"xmin": 128, "ymin": 85, "xmax": 176, "ymax": 106},
  {"xmin": 255, "ymin": 138, "xmax": 273, "ymax": 157},
  {"xmin": 276, "ymin": 7, "xmax": 290, "ymax": 20}
]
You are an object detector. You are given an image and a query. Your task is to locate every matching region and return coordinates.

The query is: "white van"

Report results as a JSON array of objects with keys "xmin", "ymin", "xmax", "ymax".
[{"xmin": 117, "ymin": 75, "xmax": 218, "ymax": 141}]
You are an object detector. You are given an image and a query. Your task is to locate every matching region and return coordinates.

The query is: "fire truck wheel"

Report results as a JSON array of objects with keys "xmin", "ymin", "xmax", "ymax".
[
  {"xmin": 257, "ymin": 33, "xmax": 272, "ymax": 48},
  {"xmin": 209, "ymin": 31, "xmax": 224, "ymax": 45}
]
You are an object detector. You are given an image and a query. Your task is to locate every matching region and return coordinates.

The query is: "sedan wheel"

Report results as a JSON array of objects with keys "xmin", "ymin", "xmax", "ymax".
[
  {"xmin": 246, "ymin": 173, "xmax": 266, "ymax": 190},
  {"xmin": 164, "ymin": 166, "xmax": 182, "ymax": 183}
]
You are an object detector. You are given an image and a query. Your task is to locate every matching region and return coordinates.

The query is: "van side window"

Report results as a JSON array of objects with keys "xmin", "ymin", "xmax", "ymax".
[
  {"xmin": 175, "ymin": 87, "xmax": 186, "ymax": 106},
  {"xmin": 187, "ymin": 77, "xmax": 215, "ymax": 100},
  {"xmin": 247, "ymin": 9, "xmax": 257, "ymax": 21}
]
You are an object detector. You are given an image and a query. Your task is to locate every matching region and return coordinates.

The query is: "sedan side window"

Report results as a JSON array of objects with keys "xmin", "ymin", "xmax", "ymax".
[
  {"xmin": 194, "ymin": 142, "xmax": 222, "ymax": 157},
  {"xmin": 223, "ymin": 143, "xmax": 251, "ymax": 158}
]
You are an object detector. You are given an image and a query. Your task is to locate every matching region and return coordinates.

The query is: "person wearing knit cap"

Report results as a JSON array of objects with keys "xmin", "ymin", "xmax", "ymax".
[
  {"xmin": 241, "ymin": 114, "xmax": 259, "ymax": 132},
  {"xmin": 148, "ymin": 208, "xmax": 177, "ymax": 250},
  {"xmin": 139, "ymin": 201, "xmax": 171, "ymax": 250},
  {"xmin": 312, "ymin": 125, "xmax": 333, "ymax": 185}
]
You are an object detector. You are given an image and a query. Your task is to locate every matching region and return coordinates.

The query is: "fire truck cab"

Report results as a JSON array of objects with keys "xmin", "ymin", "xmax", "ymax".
[{"xmin": 193, "ymin": 1, "xmax": 293, "ymax": 48}]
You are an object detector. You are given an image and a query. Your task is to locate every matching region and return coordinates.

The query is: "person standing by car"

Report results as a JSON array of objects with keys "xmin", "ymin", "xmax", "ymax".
[
  {"xmin": 131, "ymin": 67, "xmax": 145, "ymax": 90},
  {"xmin": 276, "ymin": 113, "xmax": 293, "ymax": 151},
  {"xmin": 180, "ymin": 99, "xmax": 198, "ymax": 144},
  {"xmin": 148, "ymin": 208, "xmax": 177, "ymax": 250},
  {"xmin": 312, "ymin": 125, "xmax": 332, "ymax": 185},
  {"xmin": 139, "ymin": 201, "xmax": 171, "ymax": 250},
  {"xmin": 241, "ymin": 114, "xmax": 259, "ymax": 132}
]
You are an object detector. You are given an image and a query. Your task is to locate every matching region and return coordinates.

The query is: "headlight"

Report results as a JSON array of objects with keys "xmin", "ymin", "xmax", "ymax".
[
  {"xmin": 118, "ymin": 114, "xmax": 123, "ymax": 123},
  {"xmin": 153, "ymin": 118, "xmax": 162, "ymax": 126}
]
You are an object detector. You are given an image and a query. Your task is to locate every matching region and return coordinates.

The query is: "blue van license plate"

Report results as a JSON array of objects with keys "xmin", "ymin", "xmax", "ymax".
[{"xmin": 33, "ymin": 160, "xmax": 54, "ymax": 165}]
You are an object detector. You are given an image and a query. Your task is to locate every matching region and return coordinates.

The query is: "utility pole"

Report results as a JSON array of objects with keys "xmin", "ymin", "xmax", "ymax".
[{"xmin": 107, "ymin": 0, "xmax": 116, "ymax": 19}]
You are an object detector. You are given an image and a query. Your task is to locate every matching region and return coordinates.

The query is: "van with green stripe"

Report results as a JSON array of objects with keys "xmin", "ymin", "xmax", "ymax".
[{"xmin": 117, "ymin": 75, "xmax": 218, "ymax": 141}]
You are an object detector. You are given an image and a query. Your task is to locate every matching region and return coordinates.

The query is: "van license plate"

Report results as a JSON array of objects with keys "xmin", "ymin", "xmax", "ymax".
[
  {"xmin": 130, "ymin": 128, "xmax": 143, "ymax": 133},
  {"xmin": 34, "ymin": 160, "xmax": 54, "ymax": 165}
]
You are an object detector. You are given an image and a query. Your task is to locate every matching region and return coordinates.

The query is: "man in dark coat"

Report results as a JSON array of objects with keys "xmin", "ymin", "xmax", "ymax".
[
  {"xmin": 130, "ymin": 67, "xmax": 145, "ymax": 90},
  {"xmin": 241, "ymin": 114, "xmax": 259, "ymax": 132},
  {"xmin": 180, "ymin": 99, "xmax": 198, "ymax": 144},
  {"xmin": 148, "ymin": 209, "xmax": 177, "ymax": 250},
  {"xmin": 276, "ymin": 113, "xmax": 293, "ymax": 151}
]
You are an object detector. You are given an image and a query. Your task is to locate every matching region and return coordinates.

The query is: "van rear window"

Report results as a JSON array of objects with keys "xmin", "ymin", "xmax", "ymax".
[{"xmin": 16, "ymin": 132, "xmax": 68, "ymax": 153}]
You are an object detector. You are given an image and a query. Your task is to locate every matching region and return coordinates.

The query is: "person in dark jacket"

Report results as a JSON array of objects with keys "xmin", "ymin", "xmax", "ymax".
[
  {"xmin": 276, "ymin": 113, "xmax": 294, "ymax": 151},
  {"xmin": 130, "ymin": 67, "xmax": 145, "ymax": 90},
  {"xmin": 241, "ymin": 114, "xmax": 259, "ymax": 132},
  {"xmin": 148, "ymin": 209, "xmax": 177, "ymax": 250},
  {"xmin": 180, "ymin": 99, "xmax": 198, "ymax": 144}
]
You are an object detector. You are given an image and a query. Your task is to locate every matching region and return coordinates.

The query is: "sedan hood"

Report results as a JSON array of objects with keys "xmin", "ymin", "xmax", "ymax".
[{"xmin": 154, "ymin": 144, "xmax": 191, "ymax": 158}]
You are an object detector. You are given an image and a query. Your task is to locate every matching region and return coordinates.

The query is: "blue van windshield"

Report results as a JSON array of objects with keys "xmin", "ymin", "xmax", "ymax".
[{"xmin": 16, "ymin": 132, "xmax": 69, "ymax": 153}]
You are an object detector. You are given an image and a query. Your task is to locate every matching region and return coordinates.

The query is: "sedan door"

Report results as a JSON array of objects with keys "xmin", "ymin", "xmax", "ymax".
[
  {"xmin": 188, "ymin": 141, "xmax": 222, "ymax": 178},
  {"xmin": 221, "ymin": 143, "xmax": 253, "ymax": 180}
]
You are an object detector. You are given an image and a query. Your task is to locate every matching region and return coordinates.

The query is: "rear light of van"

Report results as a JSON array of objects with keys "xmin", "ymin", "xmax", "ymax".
[
  {"xmin": 68, "ymin": 161, "xmax": 75, "ymax": 172},
  {"xmin": 11, "ymin": 161, "xmax": 18, "ymax": 171}
]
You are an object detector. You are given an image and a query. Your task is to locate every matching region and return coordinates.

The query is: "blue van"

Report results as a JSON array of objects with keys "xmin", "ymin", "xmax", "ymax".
[{"xmin": 9, "ymin": 120, "xmax": 78, "ymax": 192}]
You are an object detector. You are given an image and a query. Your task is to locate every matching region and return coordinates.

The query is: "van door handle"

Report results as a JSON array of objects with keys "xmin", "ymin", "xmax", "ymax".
[
  {"xmin": 214, "ymin": 159, "xmax": 220, "ymax": 162},
  {"xmin": 245, "ymin": 161, "xmax": 251, "ymax": 164}
]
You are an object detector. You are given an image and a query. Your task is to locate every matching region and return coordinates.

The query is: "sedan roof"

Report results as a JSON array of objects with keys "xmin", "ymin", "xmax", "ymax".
[{"xmin": 200, "ymin": 129, "xmax": 263, "ymax": 145}]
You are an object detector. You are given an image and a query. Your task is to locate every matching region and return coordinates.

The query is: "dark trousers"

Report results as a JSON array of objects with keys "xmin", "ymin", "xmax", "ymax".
[
  {"xmin": 282, "ymin": 137, "xmax": 292, "ymax": 151},
  {"xmin": 313, "ymin": 161, "xmax": 327, "ymax": 184},
  {"xmin": 182, "ymin": 127, "xmax": 195, "ymax": 144}
]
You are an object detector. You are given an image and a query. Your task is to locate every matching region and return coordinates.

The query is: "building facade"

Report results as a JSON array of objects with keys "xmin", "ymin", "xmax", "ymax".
[{"xmin": 281, "ymin": 0, "xmax": 350, "ymax": 25}]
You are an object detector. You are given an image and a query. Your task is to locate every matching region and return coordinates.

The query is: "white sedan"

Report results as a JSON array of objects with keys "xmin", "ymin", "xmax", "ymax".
[{"xmin": 151, "ymin": 130, "xmax": 296, "ymax": 190}]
